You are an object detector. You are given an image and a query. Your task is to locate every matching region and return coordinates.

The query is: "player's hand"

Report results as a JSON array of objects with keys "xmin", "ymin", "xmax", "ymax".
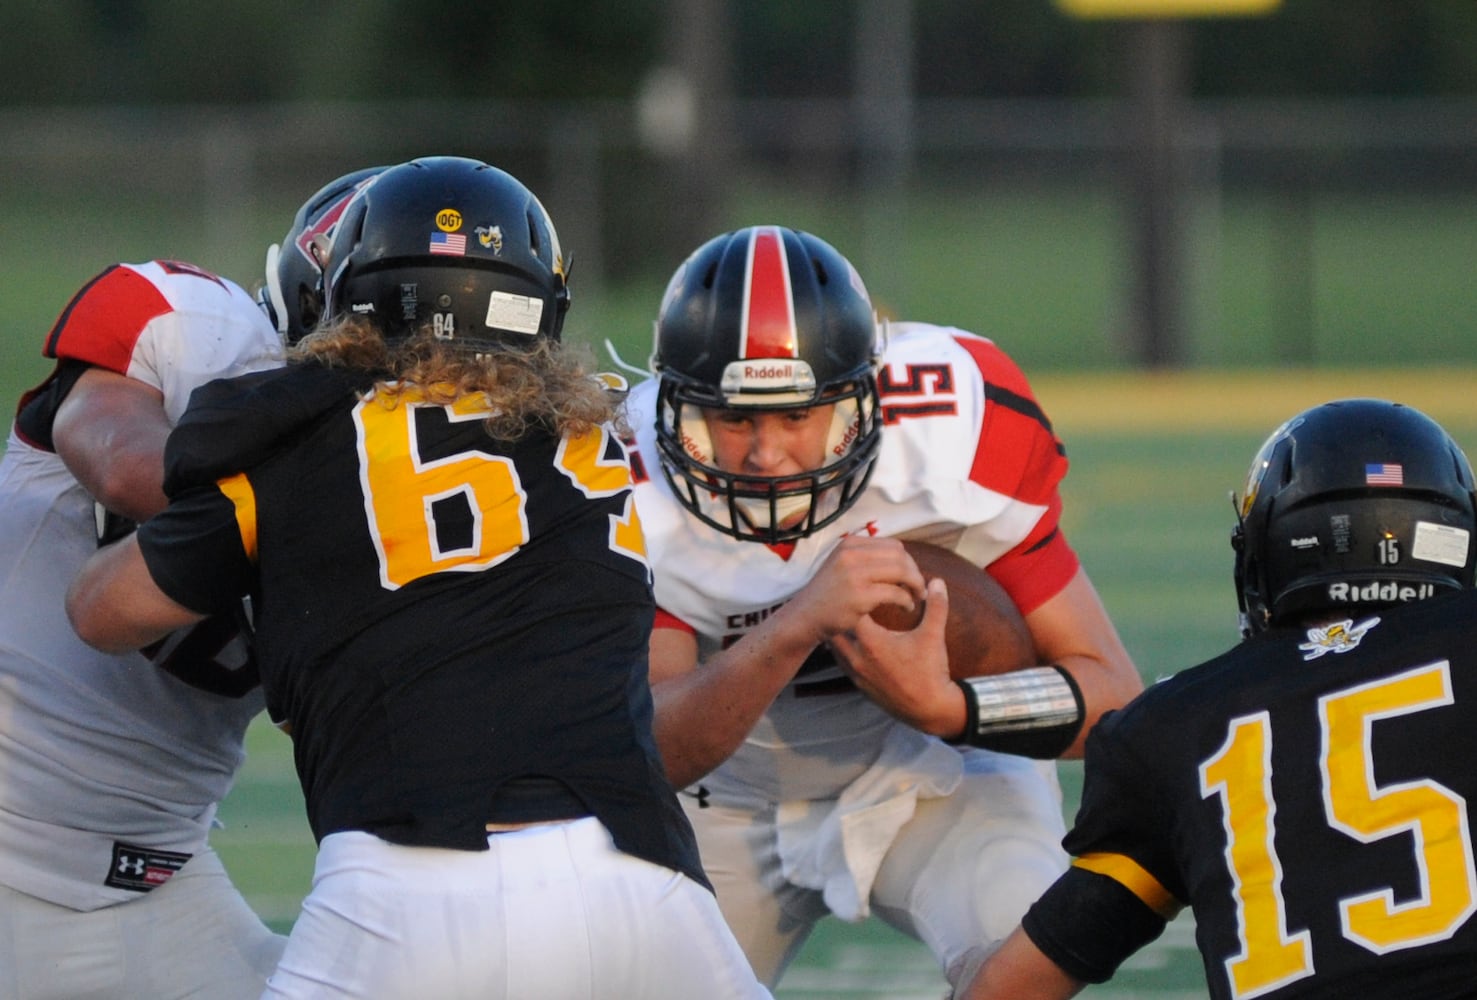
[
  {"xmin": 784, "ymin": 535, "xmax": 927, "ymax": 645},
  {"xmin": 831, "ymin": 577, "xmax": 966, "ymax": 738}
]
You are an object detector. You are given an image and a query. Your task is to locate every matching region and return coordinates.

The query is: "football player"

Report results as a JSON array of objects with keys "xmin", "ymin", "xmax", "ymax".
[
  {"xmin": 0, "ymin": 166, "xmax": 376, "ymax": 998},
  {"xmin": 624, "ymin": 225, "xmax": 1144, "ymax": 991},
  {"xmin": 65, "ymin": 156, "xmax": 772, "ymax": 1000},
  {"xmin": 0, "ymin": 165, "xmax": 378, "ymax": 998},
  {"xmin": 959, "ymin": 398, "xmax": 1477, "ymax": 1000}
]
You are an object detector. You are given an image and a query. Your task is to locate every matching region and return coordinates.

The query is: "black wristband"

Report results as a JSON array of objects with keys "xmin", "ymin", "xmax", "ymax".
[{"xmin": 950, "ymin": 664, "xmax": 1085, "ymax": 759}]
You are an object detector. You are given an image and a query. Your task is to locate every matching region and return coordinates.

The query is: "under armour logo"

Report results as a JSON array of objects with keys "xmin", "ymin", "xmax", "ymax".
[{"xmin": 105, "ymin": 841, "xmax": 190, "ymax": 893}]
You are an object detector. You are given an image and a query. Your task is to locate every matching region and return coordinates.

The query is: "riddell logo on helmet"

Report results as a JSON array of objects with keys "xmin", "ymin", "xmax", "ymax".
[
  {"xmin": 831, "ymin": 418, "xmax": 861, "ymax": 457},
  {"xmin": 742, "ymin": 363, "xmax": 800, "ymax": 384},
  {"xmin": 1327, "ymin": 581, "xmax": 1436, "ymax": 602},
  {"xmin": 680, "ymin": 430, "xmax": 707, "ymax": 461}
]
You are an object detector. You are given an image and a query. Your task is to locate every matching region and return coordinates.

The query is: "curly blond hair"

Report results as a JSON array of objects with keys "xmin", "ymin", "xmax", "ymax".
[{"xmin": 288, "ymin": 315, "xmax": 625, "ymax": 441}]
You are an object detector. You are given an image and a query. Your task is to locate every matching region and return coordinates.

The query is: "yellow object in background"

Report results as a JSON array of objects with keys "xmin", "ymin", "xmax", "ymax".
[{"xmin": 1056, "ymin": 0, "xmax": 1279, "ymax": 17}]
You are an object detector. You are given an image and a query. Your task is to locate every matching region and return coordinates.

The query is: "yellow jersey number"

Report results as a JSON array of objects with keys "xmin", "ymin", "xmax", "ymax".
[
  {"xmin": 1199, "ymin": 661, "xmax": 1476, "ymax": 999},
  {"xmin": 353, "ymin": 390, "xmax": 646, "ymax": 591}
]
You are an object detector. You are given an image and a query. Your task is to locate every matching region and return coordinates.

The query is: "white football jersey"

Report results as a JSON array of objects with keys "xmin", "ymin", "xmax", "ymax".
[
  {"xmin": 627, "ymin": 321, "xmax": 1079, "ymax": 803},
  {"xmin": 0, "ymin": 260, "xmax": 284, "ymax": 910}
]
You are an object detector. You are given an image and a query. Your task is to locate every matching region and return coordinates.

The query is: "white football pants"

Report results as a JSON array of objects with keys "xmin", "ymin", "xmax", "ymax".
[
  {"xmin": 264, "ymin": 816, "xmax": 772, "ymax": 999},
  {"xmin": 0, "ymin": 848, "xmax": 284, "ymax": 999},
  {"xmin": 687, "ymin": 750, "xmax": 1068, "ymax": 989}
]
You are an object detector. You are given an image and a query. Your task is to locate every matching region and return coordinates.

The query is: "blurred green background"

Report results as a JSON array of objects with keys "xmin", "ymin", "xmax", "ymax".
[
  {"xmin": 6, "ymin": 1, "xmax": 1477, "ymax": 996},
  {"xmin": 7, "ymin": 181, "xmax": 1476, "ymax": 385},
  {"xmin": 6, "ymin": 1, "xmax": 1477, "ymax": 382}
]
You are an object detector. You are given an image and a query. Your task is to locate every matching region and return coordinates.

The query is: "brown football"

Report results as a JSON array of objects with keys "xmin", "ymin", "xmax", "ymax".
[{"xmin": 870, "ymin": 540, "xmax": 1036, "ymax": 679}]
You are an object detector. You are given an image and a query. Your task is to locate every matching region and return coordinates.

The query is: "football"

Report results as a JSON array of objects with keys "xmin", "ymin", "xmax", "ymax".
[{"xmin": 870, "ymin": 540, "xmax": 1035, "ymax": 679}]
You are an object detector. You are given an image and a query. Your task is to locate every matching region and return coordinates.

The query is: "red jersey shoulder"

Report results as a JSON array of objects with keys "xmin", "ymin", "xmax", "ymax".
[
  {"xmin": 42, "ymin": 260, "xmax": 232, "ymax": 374},
  {"xmin": 952, "ymin": 332, "xmax": 1066, "ymax": 505},
  {"xmin": 950, "ymin": 331, "xmax": 1036, "ymax": 399},
  {"xmin": 876, "ymin": 326, "xmax": 1038, "ymax": 414},
  {"xmin": 880, "ymin": 325, "xmax": 1064, "ymax": 501},
  {"xmin": 875, "ymin": 325, "xmax": 1077, "ymax": 611}
]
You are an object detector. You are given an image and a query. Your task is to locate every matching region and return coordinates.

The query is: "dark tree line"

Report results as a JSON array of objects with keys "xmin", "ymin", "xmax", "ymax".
[{"xmin": 3, "ymin": 0, "xmax": 1475, "ymax": 108}]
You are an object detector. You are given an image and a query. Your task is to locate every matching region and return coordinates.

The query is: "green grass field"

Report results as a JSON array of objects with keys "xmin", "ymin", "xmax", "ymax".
[{"xmin": 198, "ymin": 367, "xmax": 1477, "ymax": 999}]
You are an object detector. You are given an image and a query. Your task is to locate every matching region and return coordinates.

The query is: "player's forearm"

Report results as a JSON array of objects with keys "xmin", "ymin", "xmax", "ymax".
[
  {"xmin": 1052, "ymin": 653, "xmax": 1144, "ymax": 758},
  {"xmin": 652, "ymin": 608, "xmax": 826, "ymax": 787},
  {"xmin": 1017, "ymin": 569, "xmax": 1144, "ymax": 758},
  {"xmin": 53, "ymin": 368, "xmax": 172, "ymax": 521},
  {"xmin": 954, "ymin": 927, "xmax": 1086, "ymax": 1000},
  {"xmin": 66, "ymin": 537, "xmax": 204, "ymax": 653},
  {"xmin": 653, "ymin": 675, "xmax": 767, "ymax": 788},
  {"xmin": 887, "ymin": 655, "xmax": 1128, "ymax": 760}
]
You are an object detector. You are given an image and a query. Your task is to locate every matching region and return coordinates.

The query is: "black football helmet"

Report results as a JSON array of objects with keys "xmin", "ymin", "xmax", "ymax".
[
  {"xmin": 260, "ymin": 166, "xmax": 384, "ymax": 343},
  {"xmin": 321, "ymin": 156, "xmax": 569, "ymax": 350},
  {"xmin": 651, "ymin": 225, "xmax": 884, "ymax": 544},
  {"xmin": 1233, "ymin": 397, "xmax": 1476, "ymax": 636}
]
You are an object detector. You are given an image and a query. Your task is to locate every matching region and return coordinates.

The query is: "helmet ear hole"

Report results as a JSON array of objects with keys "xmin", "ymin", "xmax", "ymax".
[
  {"xmin": 526, "ymin": 211, "xmax": 542, "ymax": 255},
  {"xmin": 1278, "ymin": 451, "xmax": 1296, "ymax": 488},
  {"xmin": 297, "ymin": 287, "xmax": 321, "ymax": 332}
]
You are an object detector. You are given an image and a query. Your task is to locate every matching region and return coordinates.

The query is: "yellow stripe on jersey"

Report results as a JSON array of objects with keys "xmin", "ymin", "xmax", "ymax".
[
  {"xmin": 216, "ymin": 472, "xmax": 259, "ymax": 562},
  {"xmin": 1073, "ymin": 852, "xmax": 1184, "ymax": 919}
]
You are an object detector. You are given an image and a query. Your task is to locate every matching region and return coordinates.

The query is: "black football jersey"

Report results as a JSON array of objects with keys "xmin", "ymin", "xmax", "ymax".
[
  {"xmin": 137, "ymin": 361, "xmax": 705, "ymax": 886},
  {"xmin": 1033, "ymin": 587, "xmax": 1477, "ymax": 999}
]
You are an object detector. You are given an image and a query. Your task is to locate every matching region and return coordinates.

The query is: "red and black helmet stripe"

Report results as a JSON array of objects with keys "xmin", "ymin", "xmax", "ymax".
[{"xmin": 738, "ymin": 227, "xmax": 799, "ymax": 361}]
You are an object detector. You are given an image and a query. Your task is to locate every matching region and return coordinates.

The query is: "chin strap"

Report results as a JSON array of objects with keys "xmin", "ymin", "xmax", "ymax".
[
  {"xmin": 948, "ymin": 665, "xmax": 1085, "ymax": 759},
  {"xmin": 601, "ymin": 337, "xmax": 654, "ymax": 380}
]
